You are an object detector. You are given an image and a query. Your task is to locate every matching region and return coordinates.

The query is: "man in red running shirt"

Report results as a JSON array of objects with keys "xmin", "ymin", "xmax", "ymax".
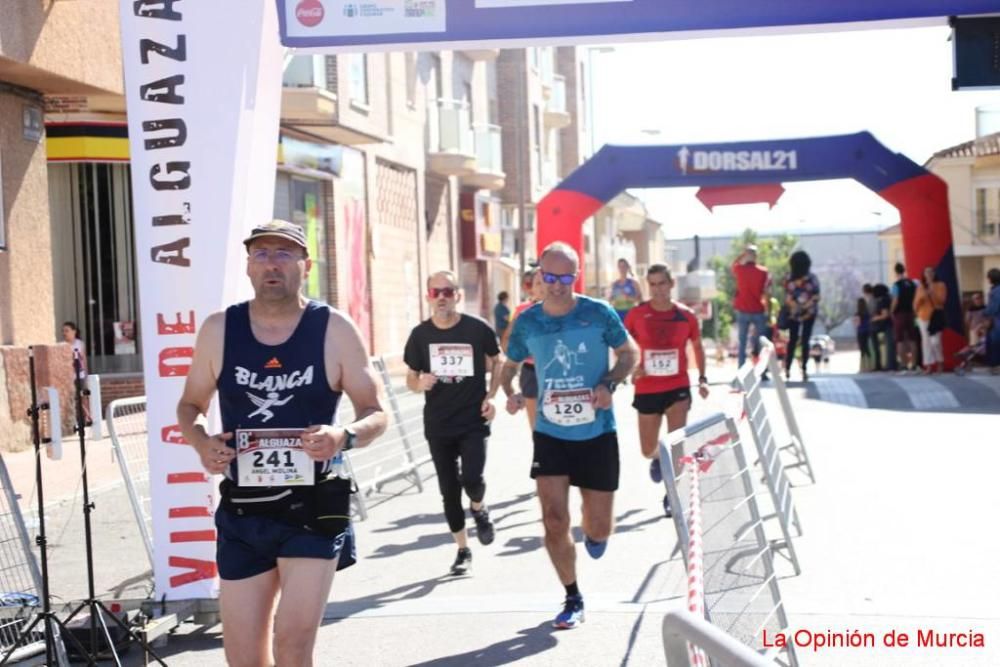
[{"xmin": 624, "ymin": 264, "xmax": 709, "ymax": 516}]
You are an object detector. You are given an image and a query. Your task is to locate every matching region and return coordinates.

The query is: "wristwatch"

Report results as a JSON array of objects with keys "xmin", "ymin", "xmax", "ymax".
[
  {"xmin": 601, "ymin": 380, "xmax": 618, "ymax": 394},
  {"xmin": 342, "ymin": 426, "xmax": 358, "ymax": 452},
  {"xmin": 698, "ymin": 376, "xmax": 709, "ymax": 385}
]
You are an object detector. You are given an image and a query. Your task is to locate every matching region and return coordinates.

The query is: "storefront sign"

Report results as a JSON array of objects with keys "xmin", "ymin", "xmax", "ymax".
[
  {"xmin": 460, "ymin": 191, "xmax": 500, "ymax": 260},
  {"xmin": 280, "ymin": 135, "xmax": 343, "ymax": 175}
]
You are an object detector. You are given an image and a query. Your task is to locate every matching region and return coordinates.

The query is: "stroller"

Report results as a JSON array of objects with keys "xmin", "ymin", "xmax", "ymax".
[{"xmin": 953, "ymin": 339, "xmax": 987, "ymax": 375}]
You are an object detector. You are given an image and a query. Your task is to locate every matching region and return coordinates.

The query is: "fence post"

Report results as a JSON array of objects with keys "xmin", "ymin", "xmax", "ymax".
[
  {"xmin": 761, "ymin": 337, "xmax": 815, "ymax": 483},
  {"xmin": 373, "ymin": 357, "xmax": 424, "ymax": 493},
  {"xmin": 736, "ymin": 361, "xmax": 803, "ymax": 574}
]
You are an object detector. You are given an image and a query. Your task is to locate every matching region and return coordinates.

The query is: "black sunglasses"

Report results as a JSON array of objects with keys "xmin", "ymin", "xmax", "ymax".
[{"xmin": 541, "ymin": 271, "xmax": 576, "ymax": 285}]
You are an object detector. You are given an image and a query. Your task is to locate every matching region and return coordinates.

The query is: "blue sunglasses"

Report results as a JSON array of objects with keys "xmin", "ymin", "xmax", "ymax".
[{"xmin": 541, "ymin": 271, "xmax": 576, "ymax": 285}]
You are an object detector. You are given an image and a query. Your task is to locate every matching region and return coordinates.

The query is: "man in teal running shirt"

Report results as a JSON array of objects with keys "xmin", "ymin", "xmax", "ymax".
[{"xmin": 501, "ymin": 242, "xmax": 638, "ymax": 630}]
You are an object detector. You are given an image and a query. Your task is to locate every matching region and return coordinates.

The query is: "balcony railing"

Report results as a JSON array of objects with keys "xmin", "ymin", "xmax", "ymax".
[
  {"xmin": 548, "ymin": 74, "xmax": 566, "ymax": 114},
  {"xmin": 283, "ymin": 55, "xmax": 329, "ymax": 90},
  {"xmin": 435, "ymin": 99, "xmax": 474, "ymax": 155},
  {"xmin": 474, "ymin": 124, "xmax": 503, "ymax": 174}
]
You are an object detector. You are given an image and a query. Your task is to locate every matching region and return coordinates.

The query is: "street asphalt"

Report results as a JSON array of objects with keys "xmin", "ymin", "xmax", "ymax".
[{"xmin": 4, "ymin": 351, "xmax": 999, "ymax": 666}]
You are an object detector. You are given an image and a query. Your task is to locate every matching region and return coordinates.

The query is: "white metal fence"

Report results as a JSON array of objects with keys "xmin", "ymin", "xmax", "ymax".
[
  {"xmin": 0, "ymin": 453, "xmax": 54, "ymax": 664},
  {"xmin": 661, "ymin": 412, "xmax": 798, "ymax": 666},
  {"xmin": 106, "ymin": 396, "xmax": 155, "ymax": 571}
]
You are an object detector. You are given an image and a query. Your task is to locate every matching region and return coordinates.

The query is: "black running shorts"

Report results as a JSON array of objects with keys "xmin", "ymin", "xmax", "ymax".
[
  {"xmin": 631, "ymin": 387, "xmax": 691, "ymax": 415},
  {"xmin": 530, "ymin": 431, "xmax": 619, "ymax": 491}
]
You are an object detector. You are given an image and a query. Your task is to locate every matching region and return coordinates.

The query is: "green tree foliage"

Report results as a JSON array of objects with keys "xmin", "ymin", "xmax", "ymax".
[{"xmin": 706, "ymin": 229, "xmax": 798, "ymax": 341}]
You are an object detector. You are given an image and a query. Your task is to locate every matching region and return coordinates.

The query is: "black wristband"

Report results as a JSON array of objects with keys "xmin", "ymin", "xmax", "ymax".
[
  {"xmin": 698, "ymin": 376, "xmax": 708, "ymax": 384},
  {"xmin": 342, "ymin": 427, "xmax": 358, "ymax": 451},
  {"xmin": 600, "ymin": 380, "xmax": 618, "ymax": 394}
]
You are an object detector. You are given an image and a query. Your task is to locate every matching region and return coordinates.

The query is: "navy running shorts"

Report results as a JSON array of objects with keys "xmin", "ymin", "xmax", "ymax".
[
  {"xmin": 631, "ymin": 387, "xmax": 692, "ymax": 415},
  {"xmin": 215, "ymin": 507, "xmax": 356, "ymax": 581},
  {"xmin": 530, "ymin": 431, "xmax": 619, "ymax": 491}
]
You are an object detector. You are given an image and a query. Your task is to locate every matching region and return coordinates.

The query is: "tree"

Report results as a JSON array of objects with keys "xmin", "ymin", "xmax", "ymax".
[
  {"xmin": 816, "ymin": 256, "xmax": 864, "ymax": 334},
  {"xmin": 707, "ymin": 229, "xmax": 797, "ymax": 341}
]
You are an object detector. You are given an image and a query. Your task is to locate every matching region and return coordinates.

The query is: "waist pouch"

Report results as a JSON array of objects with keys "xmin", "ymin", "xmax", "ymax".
[{"xmin": 220, "ymin": 476, "xmax": 355, "ymax": 537}]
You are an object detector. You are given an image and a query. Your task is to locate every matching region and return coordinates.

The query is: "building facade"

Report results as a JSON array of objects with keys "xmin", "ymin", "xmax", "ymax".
[
  {"xmin": 3, "ymin": 6, "xmax": 636, "ymax": 444},
  {"xmin": 924, "ymin": 132, "xmax": 1000, "ymax": 300}
]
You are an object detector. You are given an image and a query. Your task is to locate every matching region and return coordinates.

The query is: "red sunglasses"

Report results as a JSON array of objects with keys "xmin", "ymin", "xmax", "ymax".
[{"xmin": 428, "ymin": 287, "xmax": 457, "ymax": 298}]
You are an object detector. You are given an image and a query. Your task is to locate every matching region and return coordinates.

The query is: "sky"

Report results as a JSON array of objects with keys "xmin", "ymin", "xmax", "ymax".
[{"xmin": 589, "ymin": 23, "xmax": 1000, "ymax": 240}]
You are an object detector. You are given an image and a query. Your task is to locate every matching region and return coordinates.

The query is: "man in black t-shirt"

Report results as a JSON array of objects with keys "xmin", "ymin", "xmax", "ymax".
[
  {"xmin": 890, "ymin": 263, "xmax": 918, "ymax": 372},
  {"xmin": 404, "ymin": 270, "xmax": 503, "ymax": 574}
]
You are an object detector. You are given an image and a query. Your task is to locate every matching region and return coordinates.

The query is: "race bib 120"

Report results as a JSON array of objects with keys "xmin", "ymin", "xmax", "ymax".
[
  {"xmin": 429, "ymin": 343, "xmax": 474, "ymax": 377},
  {"xmin": 542, "ymin": 388, "xmax": 595, "ymax": 426},
  {"xmin": 235, "ymin": 428, "xmax": 314, "ymax": 487}
]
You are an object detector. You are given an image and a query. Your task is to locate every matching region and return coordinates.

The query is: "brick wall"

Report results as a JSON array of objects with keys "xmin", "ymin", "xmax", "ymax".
[
  {"xmin": 0, "ymin": 344, "xmax": 75, "ymax": 451},
  {"xmin": 44, "ymin": 96, "xmax": 90, "ymax": 114},
  {"xmin": 99, "ymin": 374, "xmax": 145, "ymax": 414},
  {"xmin": 371, "ymin": 159, "xmax": 421, "ymax": 357}
]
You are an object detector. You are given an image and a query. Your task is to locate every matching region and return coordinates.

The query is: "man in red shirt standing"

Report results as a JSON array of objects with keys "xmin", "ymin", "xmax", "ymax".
[
  {"xmin": 731, "ymin": 245, "xmax": 771, "ymax": 368},
  {"xmin": 625, "ymin": 264, "xmax": 709, "ymax": 516}
]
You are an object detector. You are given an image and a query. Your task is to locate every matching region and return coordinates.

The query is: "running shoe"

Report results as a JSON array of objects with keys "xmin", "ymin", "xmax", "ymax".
[
  {"xmin": 552, "ymin": 595, "xmax": 585, "ymax": 629},
  {"xmin": 649, "ymin": 456, "xmax": 663, "ymax": 484},
  {"xmin": 583, "ymin": 535, "xmax": 607, "ymax": 559},
  {"xmin": 471, "ymin": 505, "xmax": 495, "ymax": 545},
  {"xmin": 450, "ymin": 547, "xmax": 472, "ymax": 575}
]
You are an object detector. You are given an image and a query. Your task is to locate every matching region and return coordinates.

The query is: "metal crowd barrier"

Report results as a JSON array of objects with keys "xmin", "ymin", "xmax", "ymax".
[
  {"xmin": 662, "ymin": 610, "xmax": 776, "ymax": 667},
  {"xmin": 106, "ymin": 396, "xmax": 155, "ymax": 571},
  {"xmin": 735, "ymin": 361, "xmax": 803, "ymax": 575},
  {"xmin": 340, "ymin": 356, "xmax": 431, "ymax": 520},
  {"xmin": 756, "ymin": 338, "xmax": 815, "ymax": 483},
  {"xmin": 660, "ymin": 412, "xmax": 798, "ymax": 666},
  {"xmin": 0, "ymin": 453, "xmax": 65, "ymax": 665}
]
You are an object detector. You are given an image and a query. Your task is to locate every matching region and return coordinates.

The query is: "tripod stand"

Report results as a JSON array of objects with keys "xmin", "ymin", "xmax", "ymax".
[
  {"xmin": 59, "ymin": 349, "xmax": 166, "ymax": 666},
  {"xmin": 1, "ymin": 347, "xmax": 79, "ymax": 666}
]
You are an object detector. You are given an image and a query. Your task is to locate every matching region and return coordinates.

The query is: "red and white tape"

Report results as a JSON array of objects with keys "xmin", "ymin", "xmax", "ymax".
[{"xmin": 680, "ymin": 454, "xmax": 708, "ymax": 667}]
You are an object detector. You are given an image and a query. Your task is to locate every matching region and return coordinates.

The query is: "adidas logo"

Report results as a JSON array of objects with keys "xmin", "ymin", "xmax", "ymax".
[{"xmin": 264, "ymin": 357, "xmax": 282, "ymax": 369}]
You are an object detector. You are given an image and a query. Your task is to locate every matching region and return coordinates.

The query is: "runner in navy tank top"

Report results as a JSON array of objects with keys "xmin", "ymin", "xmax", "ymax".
[{"xmin": 177, "ymin": 220, "xmax": 387, "ymax": 667}]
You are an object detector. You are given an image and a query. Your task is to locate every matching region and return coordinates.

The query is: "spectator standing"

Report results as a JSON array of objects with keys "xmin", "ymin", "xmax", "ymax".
[
  {"xmin": 502, "ymin": 269, "xmax": 546, "ymax": 430},
  {"xmin": 966, "ymin": 292, "xmax": 987, "ymax": 347},
  {"xmin": 869, "ymin": 284, "xmax": 895, "ymax": 371},
  {"xmin": 782, "ymin": 251, "xmax": 820, "ymax": 381},
  {"xmin": 608, "ymin": 258, "xmax": 642, "ymax": 322},
  {"xmin": 493, "ymin": 291, "xmax": 511, "ymax": 339},
  {"xmin": 854, "ymin": 298, "xmax": 872, "ymax": 372},
  {"xmin": 985, "ymin": 268, "xmax": 1000, "ymax": 374},
  {"xmin": 731, "ymin": 245, "xmax": 771, "ymax": 368},
  {"xmin": 914, "ymin": 266, "xmax": 948, "ymax": 374},
  {"xmin": 61, "ymin": 321, "xmax": 92, "ymax": 422},
  {"xmin": 890, "ymin": 263, "xmax": 918, "ymax": 372}
]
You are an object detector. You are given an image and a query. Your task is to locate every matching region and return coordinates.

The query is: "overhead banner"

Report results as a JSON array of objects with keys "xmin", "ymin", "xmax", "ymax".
[
  {"xmin": 119, "ymin": 1, "xmax": 284, "ymax": 599},
  {"xmin": 277, "ymin": 0, "xmax": 1000, "ymax": 49}
]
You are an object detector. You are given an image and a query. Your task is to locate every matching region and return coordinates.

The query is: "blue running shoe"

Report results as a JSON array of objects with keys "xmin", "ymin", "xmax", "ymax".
[
  {"xmin": 552, "ymin": 595, "xmax": 585, "ymax": 629},
  {"xmin": 583, "ymin": 535, "xmax": 607, "ymax": 559},
  {"xmin": 649, "ymin": 457, "xmax": 663, "ymax": 483}
]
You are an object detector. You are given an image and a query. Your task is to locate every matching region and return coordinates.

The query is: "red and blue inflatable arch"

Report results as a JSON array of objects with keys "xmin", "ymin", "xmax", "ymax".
[{"xmin": 536, "ymin": 131, "xmax": 964, "ymax": 364}]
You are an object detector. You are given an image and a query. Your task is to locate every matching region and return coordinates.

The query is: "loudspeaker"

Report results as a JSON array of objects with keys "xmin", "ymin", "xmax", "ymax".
[{"xmin": 63, "ymin": 609, "xmax": 132, "ymax": 660}]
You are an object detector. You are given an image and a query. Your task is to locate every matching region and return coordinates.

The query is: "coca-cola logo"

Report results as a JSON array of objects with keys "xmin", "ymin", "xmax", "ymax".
[{"xmin": 296, "ymin": 0, "xmax": 324, "ymax": 27}]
